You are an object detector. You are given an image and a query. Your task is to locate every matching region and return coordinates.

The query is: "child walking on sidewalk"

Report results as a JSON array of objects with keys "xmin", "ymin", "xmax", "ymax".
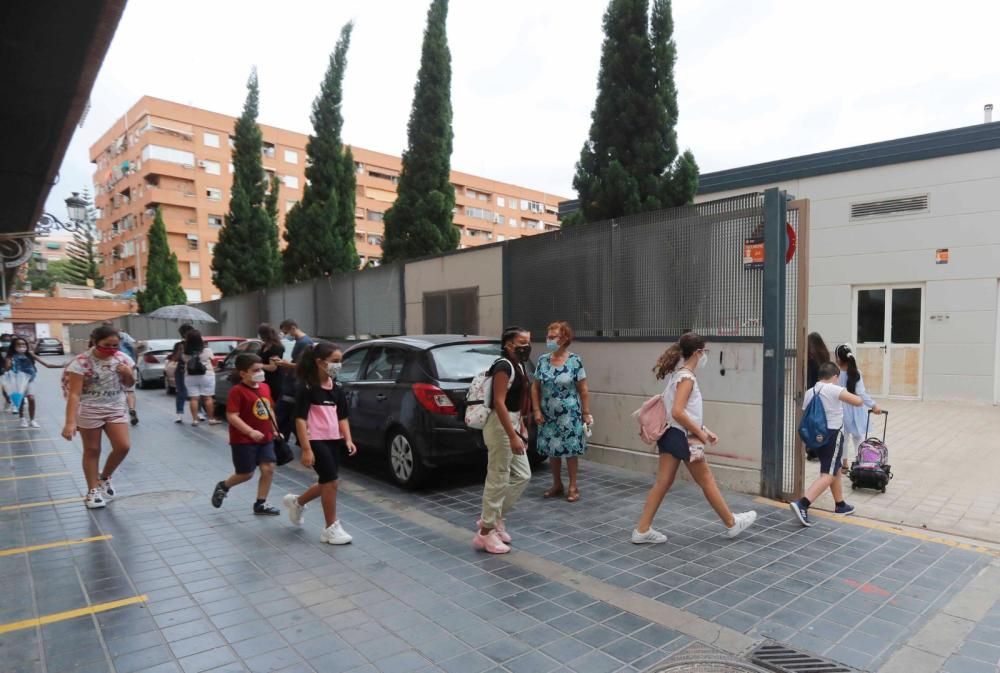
[
  {"xmin": 282, "ymin": 342, "xmax": 357, "ymax": 545},
  {"xmin": 211, "ymin": 354, "xmax": 280, "ymax": 515},
  {"xmin": 790, "ymin": 362, "xmax": 864, "ymax": 526}
]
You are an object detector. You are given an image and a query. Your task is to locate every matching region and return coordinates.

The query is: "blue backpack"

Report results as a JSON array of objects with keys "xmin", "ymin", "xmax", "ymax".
[{"xmin": 798, "ymin": 384, "xmax": 831, "ymax": 449}]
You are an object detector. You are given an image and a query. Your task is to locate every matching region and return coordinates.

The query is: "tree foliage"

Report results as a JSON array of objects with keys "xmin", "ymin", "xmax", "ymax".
[
  {"xmin": 381, "ymin": 0, "xmax": 458, "ymax": 263},
  {"xmin": 211, "ymin": 68, "xmax": 281, "ymax": 296},
  {"xmin": 137, "ymin": 207, "xmax": 187, "ymax": 312},
  {"xmin": 282, "ymin": 22, "xmax": 359, "ymax": 281},
  {"xmin": 63, "ymin": 190, "xmax": 105, "ymax": 288},
  {"xmin": 569, "ymin": 0, "xmax": 698, "ymax": 225}
]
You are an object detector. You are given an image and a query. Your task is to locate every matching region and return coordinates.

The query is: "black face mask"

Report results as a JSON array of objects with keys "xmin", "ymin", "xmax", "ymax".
[{"xmin": 513, "ymin": 345, "xmax": 532, "ymax": 363}]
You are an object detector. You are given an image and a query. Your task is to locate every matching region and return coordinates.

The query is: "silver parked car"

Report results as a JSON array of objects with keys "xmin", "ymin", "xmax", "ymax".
[{"xmin": 135, "ymin": 338, "xmax": 181, "ymax": 389}]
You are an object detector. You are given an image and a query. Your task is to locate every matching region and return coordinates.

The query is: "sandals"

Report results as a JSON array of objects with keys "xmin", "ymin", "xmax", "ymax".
[
  {"xmin": 566, "ymin": 488, "xmax": 580, "ymax": 503},
  {"xmin": 543, "ymin": 485, "xmax": 564, "ymax": 499}
]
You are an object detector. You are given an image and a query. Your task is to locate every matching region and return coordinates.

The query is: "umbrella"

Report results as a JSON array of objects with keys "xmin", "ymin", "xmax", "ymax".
[
  {"xmin": 2, "ymin": 370, "xmax": 32, "ymax": 411},
  {"xmin": 148, "ymin": 305, "xmax": 218, "ymax": 323}
]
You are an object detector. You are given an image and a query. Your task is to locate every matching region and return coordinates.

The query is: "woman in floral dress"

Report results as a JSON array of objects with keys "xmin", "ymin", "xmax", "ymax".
[{"xmin": 531, "ymin": 321, "xmax": 591, "ymax": 502}]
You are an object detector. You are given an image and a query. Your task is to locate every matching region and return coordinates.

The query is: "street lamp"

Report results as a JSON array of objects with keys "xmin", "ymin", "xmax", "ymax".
[
  {"xmin": 36, "ymin": 192, "xmax": 94, "ymax": 236},
  {"xmin": 64, "ymin": 192, "xmax": 88, "ymax": 224}
]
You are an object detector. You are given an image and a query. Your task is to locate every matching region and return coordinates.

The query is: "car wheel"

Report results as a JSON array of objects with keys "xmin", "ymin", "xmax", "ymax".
[{"xmin": 387, "ymin": 429, "xmax": 427, "ymax": 489}]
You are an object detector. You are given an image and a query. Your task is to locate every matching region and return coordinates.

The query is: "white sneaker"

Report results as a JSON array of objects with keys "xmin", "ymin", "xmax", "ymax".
[
  {"xmin": 631, "ymin": 527, "xmax": 667, "ymax": 544},
  {"xmin": 283, "ymin": 494, "xmax": 305, "ymax": 526},
  {"xmin": 725, "ymin": 511, "xmax": 757, "ymax": 539},
  {"xmin": 320, "ymin": 520, "xmax": 352, "ymax": 545},
  {"xmin": 29, "ymin": 420, "xmax": 40, "ymax": 429},
  {"xmin": 18, "ymin": 417, "xmax": 29, "ymax": 428},
  {"xmin": 85, "ymin": 489, "xmax": 107, "ymax": 509},
  {"xmin": 175, "ymin": 414, "xmax": 184, "ymax": 424},
  {"xmin": 100, "ymin": 478, "xmax": 116, "ymax": 501},
  {"xmin": 198, "ymin": 413, "xmax": 207, "ymax": 422},
  {"xmin": 10, "ymin": 405, "xmax": 19, "ymax": 415}
]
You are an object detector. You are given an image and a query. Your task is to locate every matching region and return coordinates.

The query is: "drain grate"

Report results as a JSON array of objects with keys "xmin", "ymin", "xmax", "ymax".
[{"xmin": 750, "ymin": 642, "xmax": 853, "ymax": 673}]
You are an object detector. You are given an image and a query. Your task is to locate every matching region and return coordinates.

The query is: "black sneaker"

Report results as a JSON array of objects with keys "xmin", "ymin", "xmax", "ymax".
[
  {"xmin": 789, "ymin": 501, "xmax": 812, "ymax": 527},
  {"xmin": 129, "ymin": 409, "xmax": 139, "ymax": 426},
  {"xmin": 211, "ymin": 481, "xmax": 228, "ymax": 508},
  {"xmin": 254, "ymin": 502, "xmax": 280, "ymax": 516}
]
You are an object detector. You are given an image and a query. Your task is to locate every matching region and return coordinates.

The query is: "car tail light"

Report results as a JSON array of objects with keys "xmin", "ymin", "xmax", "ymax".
[
  {"xmin": 412, "ymin": 383, "xmax": 458, "ymax": 416},
  {"xmin": 143, "ymin": 353, "xmax": 159, "ymax": 364}
]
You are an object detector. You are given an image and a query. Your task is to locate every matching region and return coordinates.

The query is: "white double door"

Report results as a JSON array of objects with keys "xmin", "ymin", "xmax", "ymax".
[{"xmin": 853, "ymin": 285, "xmax": 923, "ymax": 399}]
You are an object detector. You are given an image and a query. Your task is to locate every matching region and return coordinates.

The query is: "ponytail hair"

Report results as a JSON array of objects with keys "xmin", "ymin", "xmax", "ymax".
[
  {"xmin": 654, "ymin": 332, "xmax": 706, "ymax": 380},
  {"xmin": 835, "ymin": 343, "xmax": 860, "ymax": 393},
  {"xmin": 296, "ymin": 341, "xmax": 341, "ymax": 388}
]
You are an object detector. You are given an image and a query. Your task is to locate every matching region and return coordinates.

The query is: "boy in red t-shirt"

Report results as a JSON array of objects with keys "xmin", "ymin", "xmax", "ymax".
[{"xmin": 211, "ymin": 354, "xmax": 280, "ymax": 515}]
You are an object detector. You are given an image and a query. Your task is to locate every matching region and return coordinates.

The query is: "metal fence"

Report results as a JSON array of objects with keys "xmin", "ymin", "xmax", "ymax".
[
  {"xmin": 783, "ymin": 203, "xmax": 809, "ymax": 499},
  {"xmin": 505, "ymin": 193, "xmax": 766, "ymax": 340}
]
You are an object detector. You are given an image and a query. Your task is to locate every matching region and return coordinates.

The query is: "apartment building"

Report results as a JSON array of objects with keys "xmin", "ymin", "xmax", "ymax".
[{"xmin": 89, "ymin": 96, "xmax": 565, "ymax": 302}]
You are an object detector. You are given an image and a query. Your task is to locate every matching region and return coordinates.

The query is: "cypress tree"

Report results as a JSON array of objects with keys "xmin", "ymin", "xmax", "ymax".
[
  {"xmin": 137, "ymin": 206, "xmax": 186, "ymax": 312},
  {"xmin": 569, "ymin": 0, "xmax": 698, "ymax": 224},
  {"xmin": 211, "ymin": 68, "xmax": 281, "ymax": 296},
  {"xmin": 64, "ymin": 190, "xmax": 104, "ymax": 289},
  {"xmin": 381, "ymin": 0, "xmax": 457, "ymax": 263},
  {"xmin": 282, "ymin": 22, "xmax": 358, "ymax": 282}
]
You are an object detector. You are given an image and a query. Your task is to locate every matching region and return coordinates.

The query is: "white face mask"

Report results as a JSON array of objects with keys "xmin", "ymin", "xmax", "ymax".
[
  {"xmin": 250, "ymin": 371, "xmax": 266, "ymax": 383},
  {"xmin": 15, "ymin": 346, "xmax": 27, "ymax": 354},
  {"xmin": 327, "ymin": 362, "xmax": 342, "ymax": 377},
  {"xmin": 697, "ymin": 351, "xmax": 708, "ymax": 369}
]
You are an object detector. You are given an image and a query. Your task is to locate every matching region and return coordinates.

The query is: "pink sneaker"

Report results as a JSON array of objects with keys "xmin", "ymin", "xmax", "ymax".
[
  {"xmin": 473, "ymin": 530, "xmax": 510, "ymax": 554},
  {"xmin": 477, "ymin": 518, "xmax": 512, "ymax": 543}
]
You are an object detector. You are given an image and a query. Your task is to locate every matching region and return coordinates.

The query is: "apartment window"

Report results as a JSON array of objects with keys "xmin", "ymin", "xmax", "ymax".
[
  {"xmin": 187, "ymin": 234, "xmax": 199, "ymax": 251},
  {"xmin": 228, "ymin": 163, "xmax": 234, "ymax": 174},
  {"xmin": 367, "ymin": 169, "xmax": 398, "ymax": 183},
  {"xmin": 509, "ymin": 217, "xmax": 518, "ymax": 227},
  {"xmin": 423, "ymin": 288, "xmax": 478, "ymax": 335},
  {"xmin": 498, "ymin": 235, "xmax": 506, "ymax": 242},
  {"xmin": 520, "ymin": 199, "xmax": 529, "ymax": 211},
  {"xmin": 207, "ymin": 214, "xmax": 223, "ymax": 228},
  {"xmin": 189, "ymin": 262, "xmax": 201, "ymax": 279},
  {"xmin": 367, "ymin": 211, "xmax": 384, "ymax": 222},
  {"xmin": 201, "ymin": 160, "xmax": 221, "ymax": 175},
  {"xmin": 262, "ymin": 142, "xmax": 276, "ymax": 158},
  {"xmin": 207, "ymin": 242, "xmax": 217, "ymax": 253},
  {"xmin": 206, "ymin": 188, "xmax": 222, "ymax": 201},
  {"xmin": 284, "ymin": 149, "xmax": 298, "ymax": 164},
  {"xmin": 464, "ymin": 206, "xmax": 492, "ymax": 221},
  {"xmin": 203, "ymin": 132, "xmax": 220, "ymax": 148},
  {"xmin": 366, "ymin": 186, "xmax": 395, "ymax": 202},
  {"xmin": 286, "ymin": 199, "xmax": 298, "ymax": 213},
  {"xmin": 355, "ymin": 162, "xmax": 365, "ymax": 174},
  {"xmin": 366, "ymin": 234, "xmax": 383, "ymax": 246},
  {"xmin": 527, "ymin": 200, "xmax": 544, "ymax": 213},
  {"xmin": 141, "ymin": 144, "xmax": 195, "ymax": 166},
  {"xmin": 283, "ymin": 175, "xmax": 299, "ymax": 189},
  {"xmin": 465, "ymin": 187, "xmax": 491, "ymax": 202},
  {"xmin": 467, "ymin": 228, "xmax": 493, "ymax": 241},
  {"xmin": 355, "ymin": 207, "xmax": 364, "ymax": 219},
  {"xmin": 228, "ymin": 136, "xmax": 236, "ymax": 149},
  {"xmin": 210, "ymin": 293, "xmax": 220, "ymax": 300},
  {"xmin": 184, "ymin": 288, "xmax": 202, "ymax": 303},
  {"xmin": 497, "ymin": 197, "xmax": 505, "ymax": 208}
]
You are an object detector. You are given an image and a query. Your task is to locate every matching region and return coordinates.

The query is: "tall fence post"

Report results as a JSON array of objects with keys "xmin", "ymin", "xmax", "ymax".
[{"xmin": 761, "ymin": 188, "xmax": 788, "ymax": 499}]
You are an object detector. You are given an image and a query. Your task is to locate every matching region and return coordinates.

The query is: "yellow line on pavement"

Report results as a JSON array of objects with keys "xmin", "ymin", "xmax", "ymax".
[
  {"xmin": 0, "ymin": 595, "xmax": 147, "ymax": 635},
  {"xmin": 754, "ymin": 496, "xmax": 1000, "ymax": 557},
  {"xmin": 0, "ymin": 471, "xmax": 70, "ymax": 482},
  {"xmin": 0, "ymin": 452, "xmax": 69, "ymax": 459},
  {"xmin": 0, "ymin": 535, "xmax": 111, "ymax": 557},
  {"xmin": 0, "ymin": 497, "xmax": 81, "ymax": 511}
]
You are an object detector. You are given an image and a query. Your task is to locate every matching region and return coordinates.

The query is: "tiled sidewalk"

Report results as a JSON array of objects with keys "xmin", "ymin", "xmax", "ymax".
[{"xmin": 0, "ymin": 369, "xmax": 995, "ymax": 673}]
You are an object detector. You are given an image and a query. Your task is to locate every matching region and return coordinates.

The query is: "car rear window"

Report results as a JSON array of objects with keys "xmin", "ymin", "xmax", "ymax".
[
  {"xmin": 430, "ymin": 343, "xmax": 502, "ymax": 381},
  {"xmin": 207, "ymin": 340, "xmax": 240, "ymax": 355}
]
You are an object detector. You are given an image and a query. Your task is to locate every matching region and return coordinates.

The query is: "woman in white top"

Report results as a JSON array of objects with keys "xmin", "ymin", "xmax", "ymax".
[
  {"xmin": 182, "ymin": 330, "xmax": 220, "ymax": 426},
  {"xmin": 632, "ymin": 332, "xmax": 757, "ymax": 543}
]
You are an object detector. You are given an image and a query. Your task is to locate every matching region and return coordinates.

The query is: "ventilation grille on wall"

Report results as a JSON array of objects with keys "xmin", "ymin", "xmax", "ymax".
[{"xmin": 850, "ymin": 194, "xmax": 928, "ymax": 219}]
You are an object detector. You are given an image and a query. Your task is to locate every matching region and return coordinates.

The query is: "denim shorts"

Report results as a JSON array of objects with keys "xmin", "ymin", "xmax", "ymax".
[
  {"xmin": 231, "ymin": 442, "xmax": 276, "ymax": 474},
  {"xmin": 657, "ymin": 427, "xmax": 691, "ymax": 462}
]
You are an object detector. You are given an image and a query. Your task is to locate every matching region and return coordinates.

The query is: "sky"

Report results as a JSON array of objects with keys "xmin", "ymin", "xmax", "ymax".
[{"xmin": 47, "ymin": 0, "xmax": 1000, "ymax": 216}]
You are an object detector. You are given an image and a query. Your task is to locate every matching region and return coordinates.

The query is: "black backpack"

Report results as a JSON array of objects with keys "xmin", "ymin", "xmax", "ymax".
[{"xmin": 186, "ymin": 353, "xmax": 207, "ymax": 376}]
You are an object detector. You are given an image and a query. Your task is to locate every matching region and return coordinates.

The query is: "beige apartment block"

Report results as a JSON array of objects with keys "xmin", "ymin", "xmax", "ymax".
[{"xmin": 89, "ymin": 96, "xmax": 566, "ymax": 302}]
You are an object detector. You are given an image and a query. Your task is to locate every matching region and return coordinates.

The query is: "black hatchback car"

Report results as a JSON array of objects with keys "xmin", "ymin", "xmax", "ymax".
[{"xmin": 339, "ymin": 335, "xmax": 538, "ymax": 488}]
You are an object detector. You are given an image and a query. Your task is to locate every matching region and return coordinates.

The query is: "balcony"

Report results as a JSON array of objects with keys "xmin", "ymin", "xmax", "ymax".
[
  {"xmin": 143, "ymin": 186, "xmax": 197, "ymax": 209},
  {"xmin": 140, "ymin": 158, "xmax": 196, "ymax": 180}
]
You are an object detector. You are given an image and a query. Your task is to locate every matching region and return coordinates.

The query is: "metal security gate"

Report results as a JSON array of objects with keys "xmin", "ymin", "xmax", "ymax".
[{"xmin": 784, "ymin": 201, "xmax": 809, "ymax": 499}]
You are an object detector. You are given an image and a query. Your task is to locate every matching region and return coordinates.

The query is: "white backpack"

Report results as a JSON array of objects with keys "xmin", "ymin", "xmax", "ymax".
[{"xmin": 465, "ymin": 358, "xmax": 515, "ymax": 430}]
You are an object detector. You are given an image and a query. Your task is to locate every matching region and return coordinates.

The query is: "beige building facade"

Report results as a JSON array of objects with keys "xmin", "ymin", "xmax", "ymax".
[{"xmin": 89, "ymin": 96, "xmax": 566, "ymax": 302}]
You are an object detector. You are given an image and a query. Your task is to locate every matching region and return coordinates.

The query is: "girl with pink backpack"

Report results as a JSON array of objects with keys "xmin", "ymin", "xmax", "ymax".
[{"xmin": 631, "ymin": 332, "xmax": 757, "ymax": 543}]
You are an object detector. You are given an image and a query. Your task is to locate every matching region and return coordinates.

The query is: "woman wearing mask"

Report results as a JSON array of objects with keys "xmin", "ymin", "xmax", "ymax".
[
  {"xmin": 257, "ymin": 323, "xmax": 286, "ymax": 394},
  {"xmin": 835, "ymin": 343, "xmax": 882, "ymax": 472},
  {"xmin": 632, "ymin": 332, "xmax": 757, "ymax": 543},
  {"xmin": 183, "ymin": 329, "xmax": 219, "ymax": 426},
  {"xmin": 531, "ymin": 321, "xmax": 590, "ymax": 502},
  {"xmin": 282, "ymin": 342, "xmax": 357, "ymax": 544},
  {"xmin": 3, "ymin": 336, "xmax": 60, "ymax": 428},
  {"xmin": 474, "ymin": 326, "xmax": 533, "ymax": 554},
  {"xmin": 62, "ymin": 325, "xmax": 135, "ymax": 509}
]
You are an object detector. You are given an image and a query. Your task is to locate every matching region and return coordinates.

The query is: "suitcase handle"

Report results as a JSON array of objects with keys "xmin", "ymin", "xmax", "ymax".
[{"xmin": 865, "ymin": 409, "xmax": 888, "ymax": 442}]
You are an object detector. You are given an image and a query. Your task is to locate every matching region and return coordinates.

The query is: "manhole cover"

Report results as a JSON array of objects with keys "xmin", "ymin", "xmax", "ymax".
[
  {"xmin": 648, "ymin": 643, "xmax": 772, "ymax": 673},
  {"xmin": 750, "ymin": 641, "xmax": 853, "ymax": 673},
  {"xmin": 112, "ymin": 489, "xmax": 198, "ymax": 510}
]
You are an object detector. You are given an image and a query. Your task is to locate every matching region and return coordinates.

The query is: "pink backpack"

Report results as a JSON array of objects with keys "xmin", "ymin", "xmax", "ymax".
[{"xmin": 633, "ymin": 394, "xmax": 668, "ymax": 445}]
